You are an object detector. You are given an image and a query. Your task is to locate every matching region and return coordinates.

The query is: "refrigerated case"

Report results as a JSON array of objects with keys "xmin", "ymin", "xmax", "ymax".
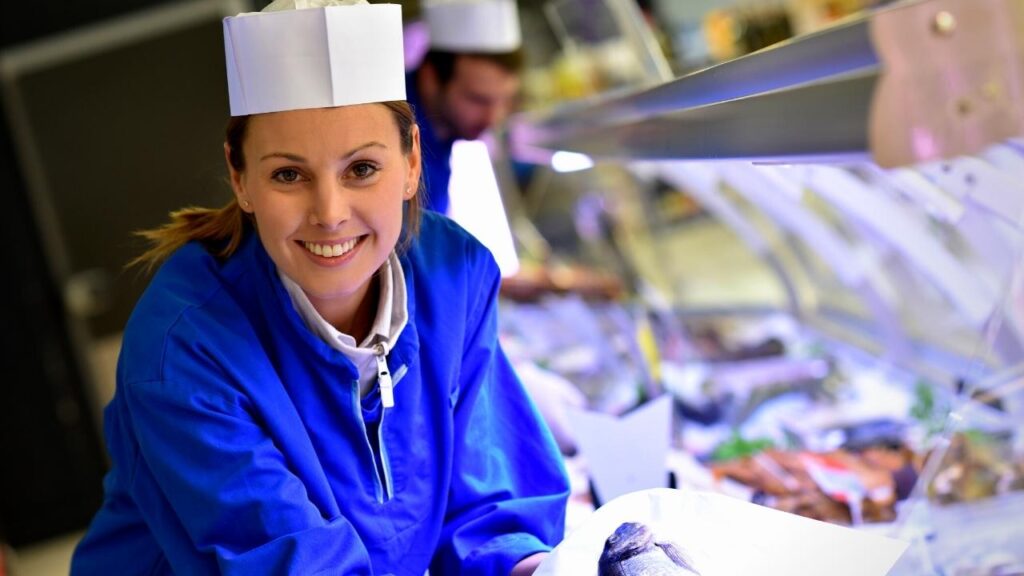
[{"xmin": 510, "ymin": 0, "xmax": 1024, "ymax": 573}]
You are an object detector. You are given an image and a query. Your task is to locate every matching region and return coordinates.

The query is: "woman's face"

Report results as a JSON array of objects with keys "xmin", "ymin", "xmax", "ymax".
[{"xmin": 228, "ymin": 104, "xmax": 419, "ymax": 324}]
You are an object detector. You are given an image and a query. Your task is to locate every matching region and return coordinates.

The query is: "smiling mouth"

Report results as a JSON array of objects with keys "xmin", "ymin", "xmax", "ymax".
[{"xmin": 300, "ymin": 236, "xmax": 363, "ymax": 258}]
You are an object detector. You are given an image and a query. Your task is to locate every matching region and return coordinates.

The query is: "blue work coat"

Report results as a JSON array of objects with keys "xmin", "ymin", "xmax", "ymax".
[
  {"xmin": 407, "ymin": 72, "xmax": 454, "ymax": 215},
  {"xmin": 71, "ymin": 212, "xmax": 569, "ymax": 575}
]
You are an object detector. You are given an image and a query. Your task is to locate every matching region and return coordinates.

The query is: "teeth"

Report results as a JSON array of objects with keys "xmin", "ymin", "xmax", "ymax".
[{"xmin": 303, "ymin": 238, "xmax": 358, "ymax": 258}]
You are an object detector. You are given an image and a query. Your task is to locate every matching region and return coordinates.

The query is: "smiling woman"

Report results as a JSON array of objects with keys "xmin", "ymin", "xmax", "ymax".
[
  {"xmin": 132, "ymin": 100, "xmax": 421, "ymax": 266},
  {"xmin": 132, "ymin": 102, "xmax": 422, "ymax": 340},
  {"xmin": 68, "ymin": 2, "xmax": 569, "ymax": 575},
  {"xmin": 231, "ymin": 106, "xmax": 417, "ymax": 336}
]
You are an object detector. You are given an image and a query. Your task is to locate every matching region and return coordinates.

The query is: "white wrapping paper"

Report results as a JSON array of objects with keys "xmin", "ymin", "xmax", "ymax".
[{"xmin": 537, "ymin": 488, "xmax": 909, "ymax": 576}]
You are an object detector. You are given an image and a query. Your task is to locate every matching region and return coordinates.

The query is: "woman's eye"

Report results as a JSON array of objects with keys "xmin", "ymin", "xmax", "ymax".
[
  {"xmin": 351, "ymin": 162, "xmax": 379, "ymax": 180},
  {"xmin": 272, "ymin": 168, "xmax": 302, "ymax": 183}
]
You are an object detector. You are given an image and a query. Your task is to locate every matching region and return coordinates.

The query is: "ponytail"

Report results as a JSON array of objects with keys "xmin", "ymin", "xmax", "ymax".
[{"xmin": 128, "ymin": 200, "xmax": 250, "ymax": 272}]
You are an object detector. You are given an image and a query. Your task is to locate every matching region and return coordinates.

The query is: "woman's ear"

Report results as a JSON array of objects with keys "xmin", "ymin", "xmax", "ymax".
[
  {"xmin": 405, "ymin": 125, "xmax": 422, "ymax": 200},
  {"xmin": 224, "ymin": 142, "xmax": 252, "ymax": 212}
]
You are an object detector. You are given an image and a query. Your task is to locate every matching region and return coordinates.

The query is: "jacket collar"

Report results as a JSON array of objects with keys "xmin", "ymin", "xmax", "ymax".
[{"xmin": 235, "ymin": 231, "xmax": 421, "ymax": 375}]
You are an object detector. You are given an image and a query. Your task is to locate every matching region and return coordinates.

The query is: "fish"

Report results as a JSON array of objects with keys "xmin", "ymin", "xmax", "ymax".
[{"xmin": 598, "ymin": 522, "xmax": 700, "ymax": 576}]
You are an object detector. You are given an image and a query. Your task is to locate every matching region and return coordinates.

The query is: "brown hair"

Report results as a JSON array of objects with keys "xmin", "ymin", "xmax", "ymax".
[
  {"xmin": 423, "ymin": 48, "xmax": 524, "ymax": 86},
  {"xmin": 130, "ymin": 101, "xmax": 422, "ymax": 271}
]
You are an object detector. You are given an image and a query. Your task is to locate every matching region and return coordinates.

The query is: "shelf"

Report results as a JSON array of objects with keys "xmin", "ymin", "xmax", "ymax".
[
  {"xmin": 537, "ymin": 70, "xmax": 877, "ymax": 164},
  {"xmin": 519, "ymin": 0, "xmax": 1024, "ymax": 168},
  {"xmin": 531, "ymin": 14, "xmax": 876, "ymax": 132}
]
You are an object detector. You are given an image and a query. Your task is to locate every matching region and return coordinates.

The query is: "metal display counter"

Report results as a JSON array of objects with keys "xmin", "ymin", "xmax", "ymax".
[{"xmin": 509, "ymin": 1, "xmax": 1024, "ymax": 572}]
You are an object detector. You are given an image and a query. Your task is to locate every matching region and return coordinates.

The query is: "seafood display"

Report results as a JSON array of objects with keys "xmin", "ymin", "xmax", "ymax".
[
  {"xmin": 929, "ymin": 432, "xmax": 1024, "ymax": 505},
  {"xmin": 499, "ymin": 292, "xmax": 1024, "ymax": 574},
  {"xmin": 708, "ymin": 430, "xmax": 1024, "ymax": 524},
  {"xmin": 709, "ymin": 447, "xmax": 912, "ymax": 524}
]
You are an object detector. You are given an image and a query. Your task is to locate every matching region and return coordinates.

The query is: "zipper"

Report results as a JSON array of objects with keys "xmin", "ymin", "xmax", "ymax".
[
  {"xmin": 374, "ymin": 342, "xmax": 394, "ymax": 408},
  {"xmin": 377, "ymin": 407, "xmax": 393, "ymax": 501},
  {"xmin": 376, "ymin": 363, "xmax": 406, "ymax": 502},
  {"xmin": 352, "ymin": 383, "xmax": 385, "ymax": 503},
  {"xmin": 363, "ymin": 342, "xmax": 405, "ymax": 502}
]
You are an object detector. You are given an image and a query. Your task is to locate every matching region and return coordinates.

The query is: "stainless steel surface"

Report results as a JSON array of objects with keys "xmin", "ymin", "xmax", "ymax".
[
  {"xmin": 526, "ymin": 12, "xmax": 876, "ymax": 132},
  {"xmin": 521, "ymin": 0, "xmax": 1024, "ymax": 168},
  {"xmin": 538, "ymin": 71, "xmax": 877, "ymax": 163}
]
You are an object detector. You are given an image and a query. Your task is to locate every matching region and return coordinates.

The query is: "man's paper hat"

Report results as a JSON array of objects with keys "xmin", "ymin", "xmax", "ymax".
[
  {"xmin": 424, "ymin": 0, "xmax": 522, "ymax": 53},
  {"xmin": 223, "ymin": 1, "xmax": 405, "ymax": 116}
]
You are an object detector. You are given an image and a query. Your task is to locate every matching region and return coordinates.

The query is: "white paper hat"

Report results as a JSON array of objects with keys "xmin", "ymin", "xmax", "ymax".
[
  {"xmin": 424, "ymin": 0, "xmax": 522, "ymax": 53},
  {"xmin": 223, "ymin": 0, "xmax": 406, "ymax": 116}
]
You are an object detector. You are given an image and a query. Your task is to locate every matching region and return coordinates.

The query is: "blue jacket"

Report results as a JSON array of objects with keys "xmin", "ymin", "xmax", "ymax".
[
  {"xmin": 407, "ymin": 72, "xmax": 454, "ymax": 215},
  {"xmin": 71, "ymin": 213, "xmax": 569, "ymax": 575}
]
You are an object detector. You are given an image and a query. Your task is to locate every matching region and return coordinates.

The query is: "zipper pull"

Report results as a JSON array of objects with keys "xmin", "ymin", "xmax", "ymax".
[{"xmin": 374, "ymin": 342, "xmax": 394, "ymax": 408}]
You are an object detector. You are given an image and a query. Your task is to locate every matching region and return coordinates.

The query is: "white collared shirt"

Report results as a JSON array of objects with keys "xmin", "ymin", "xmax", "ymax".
[{"xmin": 279, "ymin": 252, "xmax": 408, "ymax": 397}]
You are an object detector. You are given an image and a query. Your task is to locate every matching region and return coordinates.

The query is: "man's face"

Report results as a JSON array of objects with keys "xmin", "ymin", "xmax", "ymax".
[{"xmin": 439, "ymin": 55, "xmax": 520, "ymax": 141}]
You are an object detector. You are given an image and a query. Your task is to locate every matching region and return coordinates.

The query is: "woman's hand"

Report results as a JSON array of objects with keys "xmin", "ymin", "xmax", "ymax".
[{"xmin": 511, "ymin": 552, "xmax": 548, "ymax": 576}]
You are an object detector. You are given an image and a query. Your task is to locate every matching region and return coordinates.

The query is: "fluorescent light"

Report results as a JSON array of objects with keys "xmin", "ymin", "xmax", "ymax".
[
  {"xmin": 551, "ymin": 150, "xmax": 594, "ymax": 173},
  {"xmin": 446, "ymin": 139, "xmax": 520, "ymax": 277}
]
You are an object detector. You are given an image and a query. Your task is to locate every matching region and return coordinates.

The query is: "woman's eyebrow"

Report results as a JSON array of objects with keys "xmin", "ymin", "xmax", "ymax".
[
  {"xmin": 260, "ymin": 152, "xmax": 306, "ymax": 163},
  {"xmin": 259, "ymin": 142, "xmax": 388, "ymax": 164},
  {"xmin": 343, "ymin": 142, "xmax": 387, "ymax": 157}
]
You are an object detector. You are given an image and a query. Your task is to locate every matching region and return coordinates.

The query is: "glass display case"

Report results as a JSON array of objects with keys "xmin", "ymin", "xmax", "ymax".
[{"xmin": 506, "ymin": 0, "xmax": 1024, "ymax": 572}]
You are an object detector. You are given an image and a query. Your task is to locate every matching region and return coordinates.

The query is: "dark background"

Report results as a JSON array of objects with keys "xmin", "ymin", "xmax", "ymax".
[{"xmin": 1, "ymin": 0, "xmax": 234, "ymax": 546}]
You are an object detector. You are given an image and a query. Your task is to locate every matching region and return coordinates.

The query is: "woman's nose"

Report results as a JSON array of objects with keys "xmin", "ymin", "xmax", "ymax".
[{"xmin": 308, "ymin": 180, "xmax": 350, "ymax": 229}]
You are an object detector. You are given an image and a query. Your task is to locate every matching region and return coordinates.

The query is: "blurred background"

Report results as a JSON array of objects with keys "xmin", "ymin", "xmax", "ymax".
[{"xmin": 3, "ymin": 0, "xmax": 1023, "ymax": 574}]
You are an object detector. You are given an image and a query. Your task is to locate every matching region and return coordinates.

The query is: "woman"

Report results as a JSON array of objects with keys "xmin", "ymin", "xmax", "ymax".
[{"xmin": 70, "ymin": 2, "xmax": 569, "ymax": 575}]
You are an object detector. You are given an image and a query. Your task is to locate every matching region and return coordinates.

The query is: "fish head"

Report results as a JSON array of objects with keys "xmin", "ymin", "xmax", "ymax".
[{"xmin": 602, "ymin": 522, "xmax": 657, "ymax": 561}]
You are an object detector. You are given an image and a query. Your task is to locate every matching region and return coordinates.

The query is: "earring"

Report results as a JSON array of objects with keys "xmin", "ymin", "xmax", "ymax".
[{"xmin": 240, "ymin": 199, "xmax": 251, "ymax": 209}]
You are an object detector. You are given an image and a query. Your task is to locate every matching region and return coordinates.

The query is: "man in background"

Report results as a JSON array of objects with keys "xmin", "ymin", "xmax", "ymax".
[{"xmin": 407, "ymin": 0, "xmax": 524, "ymax": 214}]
